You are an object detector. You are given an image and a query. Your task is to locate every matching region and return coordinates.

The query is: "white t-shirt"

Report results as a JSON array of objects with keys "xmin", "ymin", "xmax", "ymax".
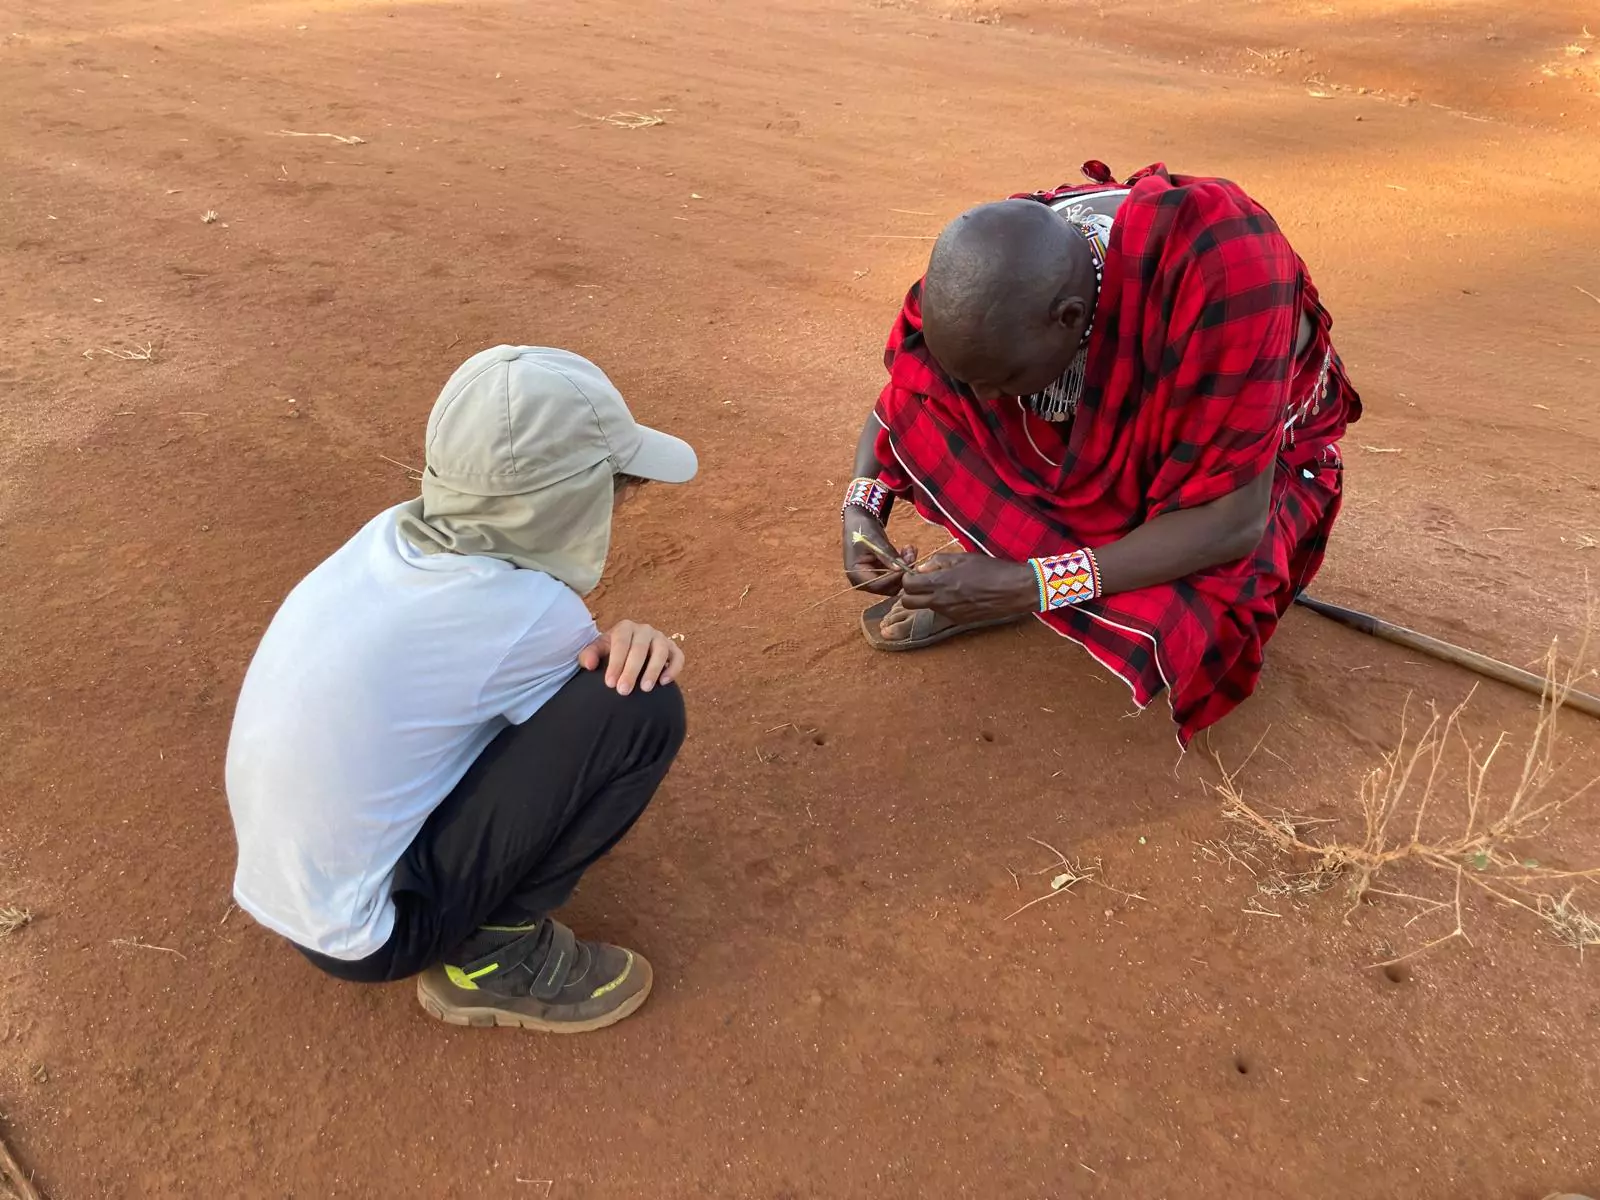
[{"xmin": 225, "ymin": 505, "xmax": 599, "ymax": 960}]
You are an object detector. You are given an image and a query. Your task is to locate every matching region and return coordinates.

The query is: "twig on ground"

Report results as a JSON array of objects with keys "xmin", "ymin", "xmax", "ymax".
[
  {"xmin": 1575, "ymin": 285, "xmax": 1600, "ymax": 305},
  {"xmin": 575, "ymin": 111, "xmax": 664, "ymax": 129},
  {"xmin": 273, "ymin": 129, "xmax": 366, "ymax": 144},
  {"xmin": 111, "ymin": 937, "xmax": 187, "ymax": 960},
  {"xmin": 87, "ymin": 342, "xmax": 156, "ymax": 362},
  {"xmin": 1005, "ymin": 835, "xmax": 1148, "ymax": 919},
  {"xmin": 1370, "ymin": 867, "xmax": 1469, "ymax": 967}
]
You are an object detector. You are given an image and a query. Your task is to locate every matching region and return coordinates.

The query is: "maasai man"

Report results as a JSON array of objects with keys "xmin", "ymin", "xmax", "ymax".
[{"xmin": 840, "ymin": 162, "xmax": 1361, "ymax": 746}]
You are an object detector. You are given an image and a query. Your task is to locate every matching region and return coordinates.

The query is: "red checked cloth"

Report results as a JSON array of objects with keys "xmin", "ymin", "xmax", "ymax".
[{"xmin": 873, "ymin": 162, "xmax": 1362, "ymax": 745}]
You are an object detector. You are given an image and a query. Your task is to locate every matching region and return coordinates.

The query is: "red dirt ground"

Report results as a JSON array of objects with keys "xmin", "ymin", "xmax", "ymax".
[{"xmin": 3, "ymin": 0, "xmax": 1599, "ymax": 1196}]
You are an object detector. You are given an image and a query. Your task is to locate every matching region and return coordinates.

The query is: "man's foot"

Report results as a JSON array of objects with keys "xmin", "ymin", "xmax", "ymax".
[
  {"xmin": 416, "ymin": 919, "xmax": 652, "ymax": 1033},
  {"xmin": 879, "ymin": 597, "xmax": 957, "ymax": 643},
  {"xmin": 860, "ymin": 597, "xmax": 1026, "ymax": 652}
]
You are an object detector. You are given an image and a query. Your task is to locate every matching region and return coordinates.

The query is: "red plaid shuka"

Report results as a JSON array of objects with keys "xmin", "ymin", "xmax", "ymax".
[{"xmin": 873, "ymin": 161, "xmax": 1362, "ymax": 745}]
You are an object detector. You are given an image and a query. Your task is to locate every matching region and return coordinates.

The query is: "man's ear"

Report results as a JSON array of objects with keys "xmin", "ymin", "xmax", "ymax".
[{"xmin": 1049, "ymin": 294, "xmax": 1088, "ymax": 330}]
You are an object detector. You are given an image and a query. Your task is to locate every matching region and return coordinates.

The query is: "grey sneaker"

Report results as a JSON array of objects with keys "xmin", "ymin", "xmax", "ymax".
[{"xmin": 416, "ymin": 918, "xmax": 652, "ymax": 1033}]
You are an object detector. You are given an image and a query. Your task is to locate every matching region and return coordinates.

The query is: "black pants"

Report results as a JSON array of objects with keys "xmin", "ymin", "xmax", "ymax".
[{"xmin": 301, "ymin": 669, "xmax": 685, "ymax": 983}]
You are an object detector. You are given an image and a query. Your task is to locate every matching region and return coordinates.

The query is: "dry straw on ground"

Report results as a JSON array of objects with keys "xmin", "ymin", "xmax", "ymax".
[
  {"xmin": 1214, "ymin": 634, "xmax": 1600, "ymax": 963},
  {"xmin": 0, "ymin": 1122, "xmax": 43, "ymax": 1200},
  {"xmin": 0, "ymin": 906, "xmax": 31, "ymax": 937},
  {"xmin": 577, "ymin": 111, "xmax": 665, "ymax": 129},
  {"xmin": 83, "ymin": 342, "xmax": 156, "ymax": 362},
  {"xmin": 1005, "ymin": 836, "xmax": 1149, "ymax": 920}
]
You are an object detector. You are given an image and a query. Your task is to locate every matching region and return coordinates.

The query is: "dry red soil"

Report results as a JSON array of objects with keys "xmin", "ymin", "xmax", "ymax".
[{"xmin": 3, "ymin": 0, "xmax": 1599, "ymax": 1196}]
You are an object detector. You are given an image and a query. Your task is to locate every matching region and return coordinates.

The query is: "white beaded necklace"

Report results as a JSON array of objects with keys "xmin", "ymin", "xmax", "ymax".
[{"xmin": 1024, "ymin": 204, "xmax": 1111, "ymax": 424}]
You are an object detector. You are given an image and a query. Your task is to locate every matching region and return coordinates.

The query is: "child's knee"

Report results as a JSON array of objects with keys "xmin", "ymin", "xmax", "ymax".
[
  {"xmin": 577, "ymin": 670, "xmax": 686, "ymax": 753},
  {"xmin": 633, "ymin": 681, "xmax": 686, "ymax": 754}
]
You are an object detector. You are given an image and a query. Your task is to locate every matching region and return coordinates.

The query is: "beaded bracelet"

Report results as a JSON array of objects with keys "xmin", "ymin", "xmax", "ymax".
[
  {"xmin": 1029, "ymin": 548, "xmax": 1102, "ymax": 611},
  {"xmin": 841, "ymin": 477, "xmax": 892, "ymax": 523}
]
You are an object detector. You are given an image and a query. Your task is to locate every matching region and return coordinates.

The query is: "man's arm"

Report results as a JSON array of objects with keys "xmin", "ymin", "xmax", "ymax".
[
  {"xmin": 1094, "ymin": 461, "xmax": 1273, "ymax": 593},
  {"xmin": 850, "ymin": 411, "xmax": 881, "ymax": 481},
  {"xmin": 897, "ymin": 463, "xmax": 1275, "ymax": 622}
]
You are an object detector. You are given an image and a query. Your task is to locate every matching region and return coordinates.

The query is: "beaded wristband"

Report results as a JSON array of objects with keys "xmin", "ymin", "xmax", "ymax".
[
  {"xmin": 1029, "ymin": 548, "xmax": 1101, "ymax": 611},
  {"xmin": 841, "ymin": 477, "xmax": 892, "ymax": 523}
]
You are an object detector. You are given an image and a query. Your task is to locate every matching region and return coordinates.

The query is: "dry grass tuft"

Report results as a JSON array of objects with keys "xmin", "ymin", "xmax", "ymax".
[
  {"xmin": 1197, "ymin": 812, "xmax": 1341, "ymax": 913},
  {"xmin": 1215, "ymin": 634, "xmax": 1600, "ymax": 962},
  {"xmin": 1543, "ymin": 28, "xmax": 1599, "ymax": 85},
  {"xmin": 0, "ymin": 906, "xmax": 32, "ymax": 937},
  {"xmin": 1540, "ymin": 890, "xmax": 1600, "ymax": 950}
]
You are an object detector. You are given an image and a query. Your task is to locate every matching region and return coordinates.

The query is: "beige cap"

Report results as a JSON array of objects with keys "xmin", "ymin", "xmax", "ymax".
[{"xmin": 424, "ymin": 345, "xmax": 698, "ymax": 495}]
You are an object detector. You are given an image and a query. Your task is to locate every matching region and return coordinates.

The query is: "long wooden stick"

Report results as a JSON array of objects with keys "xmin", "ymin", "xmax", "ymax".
[
  {"xmin": 1294, "ymin": 594, "xmax": 1600, "ymax": 721},
  {"xmin": 0, "ymin": 1125, "xmax": 44, "ymax": 1200}
]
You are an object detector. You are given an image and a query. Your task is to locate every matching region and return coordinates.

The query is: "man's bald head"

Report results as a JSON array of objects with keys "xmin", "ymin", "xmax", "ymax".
[{"xmin": 921, "ymin": 200, "xmax": 1097, "ymax": 402}]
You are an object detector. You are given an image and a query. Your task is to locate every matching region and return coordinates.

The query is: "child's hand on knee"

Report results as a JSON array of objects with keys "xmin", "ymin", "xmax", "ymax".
[{"xmin": 578, "ymin": 621, "xmax": 684, "ymax": 695}]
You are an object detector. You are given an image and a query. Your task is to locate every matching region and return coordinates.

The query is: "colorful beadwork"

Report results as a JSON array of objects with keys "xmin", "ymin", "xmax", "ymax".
[
  {"xmin": 842, "ymin": 477, "xmax": 891, "ymax": 523},
  {"xmin": 1030, "ymin": 548, "xmax": 1101, "ymax": 611}
]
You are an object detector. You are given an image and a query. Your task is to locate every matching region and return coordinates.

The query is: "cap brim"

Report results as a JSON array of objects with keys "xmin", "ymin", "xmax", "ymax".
[{"xmin": 622, "ymin": 425, "xmax": 698, "ymax": 484}]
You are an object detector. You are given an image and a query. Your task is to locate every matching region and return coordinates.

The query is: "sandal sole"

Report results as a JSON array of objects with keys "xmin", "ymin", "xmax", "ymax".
[{"xmin": 860, "ymin": 598, "xmax": 1025, "ymax": 652}]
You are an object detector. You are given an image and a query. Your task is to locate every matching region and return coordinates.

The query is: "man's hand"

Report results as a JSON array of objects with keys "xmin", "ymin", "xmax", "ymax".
[
  {"xmin": 898, "ymin": 552, "xmax": 1037, "ymax": 624},
  {"xmin": 578, "ymin": 620, "xmax": 684, "ymax": 695},
  {"xmin": 842, "ymin": 508, "xmax": 916, "ymax": 597}
]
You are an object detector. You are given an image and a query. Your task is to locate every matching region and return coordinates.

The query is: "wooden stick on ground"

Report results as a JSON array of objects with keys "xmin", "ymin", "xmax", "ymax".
[
  {"xmin": 0, "ymin": 1124, "xmax": 44, "ymax": 1200},
  {"xmin": 1294, "ymin": 594, "xmax": 1600, "ymax": 721}
]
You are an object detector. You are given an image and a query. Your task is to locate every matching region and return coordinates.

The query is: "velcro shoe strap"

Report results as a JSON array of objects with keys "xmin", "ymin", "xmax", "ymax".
[{"xmin": 529, "ymin": 920, "xmax": 579, "ymax": 1001}]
